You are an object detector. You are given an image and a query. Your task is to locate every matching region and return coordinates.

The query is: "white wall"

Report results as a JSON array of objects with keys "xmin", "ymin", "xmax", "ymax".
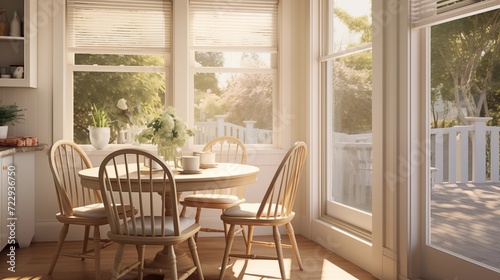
[{"xmin": 0, "ymin": 0, "xmax": 309, "ymax": 243}]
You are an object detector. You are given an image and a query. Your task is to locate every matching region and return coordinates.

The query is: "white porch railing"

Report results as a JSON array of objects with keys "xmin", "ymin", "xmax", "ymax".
[
  {"xmin": 430, "ymin": 117, "xmax": 500, "ymax": 184},
  {"xmin": 332, "ymin": 141, "xmax": 372, "ymax": 208},
  {"xmin": 332, "ymin": 132, "xmax": 373, "ymax": 210},
  {"xmin": 332, "ymin": 117, "xmax": 500, "ymax": 189},
  {"xmin": 118, "ymin": 115, "xmax": 273, "ymax": 145},
  {"xmin": 332, "ymin": 117, "xmax": 500, "ymax": 209},
  {"xmin": 194, "ymin": 115, "xmax": 272, "ymax": 144}
]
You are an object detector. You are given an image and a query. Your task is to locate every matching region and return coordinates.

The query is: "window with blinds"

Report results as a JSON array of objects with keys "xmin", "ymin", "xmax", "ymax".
[
  {"xmin": 67, "ymin": 0, "xmax": 172, "ymax": 54},
  {"xmin": 66, "ymin": 0, "xmax": 172, "ymax": 145},
  {"xmin": 65, "ymin": 0, "xmax": 279, "ymax": 145},
  {"xmin": 411, "ymin": 0, "xmax": 499, "ymax": 28},
  {"xmin": 190, "ymin": 0, "xmax": 278, "ymax": 51},
  {"xmin": 190, "ymin": 0, "xmax": 279, "ymax": 145}
]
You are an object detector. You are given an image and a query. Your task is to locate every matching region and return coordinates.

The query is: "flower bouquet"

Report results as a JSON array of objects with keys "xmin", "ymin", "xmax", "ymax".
[{"xmin": 136, "ymin": 106, "xmax": 195, "ymax": 166}]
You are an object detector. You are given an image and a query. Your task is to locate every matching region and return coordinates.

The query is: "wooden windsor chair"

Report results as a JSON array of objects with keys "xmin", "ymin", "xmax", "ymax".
[
  {"xmin": 48, "ymin": 140, "xmax": 136, "ymax": 280},
  {"xmin": 218, "ymin": 141, "xmax": 307, "ymax": 280},
  {"xmin": 180, "ymin": 136, "xmax": 248, "ymax": 241},
  {"xmin": 98, "ymin": 148, "xmax": 204, "ymax": 280}
]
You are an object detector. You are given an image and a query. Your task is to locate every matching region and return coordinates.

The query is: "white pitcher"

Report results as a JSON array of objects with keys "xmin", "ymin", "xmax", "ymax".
[{"xmin": 10, "ymin": 10, "xmax": 21, "ymax": 37}]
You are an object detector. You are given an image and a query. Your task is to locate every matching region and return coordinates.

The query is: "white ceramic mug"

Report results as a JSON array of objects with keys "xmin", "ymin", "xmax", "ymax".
[
  {"xmin": 178, "ymin": 156, "xmax": 200, "ymax": 171},
  {"xmin": 199, "ymin": 151, "xmax": 216, "ymax": 165}
]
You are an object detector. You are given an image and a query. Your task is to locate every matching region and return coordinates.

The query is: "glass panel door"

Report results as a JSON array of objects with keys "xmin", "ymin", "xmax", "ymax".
[{"xmin": 422, "ymin": 7, "xmax": 500, "ymax": 279}]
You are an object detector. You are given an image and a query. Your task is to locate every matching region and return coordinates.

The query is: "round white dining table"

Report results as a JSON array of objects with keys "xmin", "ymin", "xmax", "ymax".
[
  {"xmin": 78, "ymin": 162, "xmax": 259, "ymax": 272},
  {"xmin": 79, "ymin": 162, "xmax": 259, "ymax": 193}
]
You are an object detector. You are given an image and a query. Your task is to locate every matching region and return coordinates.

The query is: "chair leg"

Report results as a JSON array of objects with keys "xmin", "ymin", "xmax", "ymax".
[
  {"xmin": 246, "ymin": 225, "xmax": 254, "ymax": 255},
  {"xmin": 48, "ymin": 223, "xmax": 69, "ymax": 275},
  {"xmin": 239, "ymin": 224, "xmax": 247, "ymax": 246},
  {"xmin": 111, "ymin": 244, "xmax": 125, "ymax": 280},
  {"xmin": 93, "ymin": 226, "xmax": 101, "ymax": 280},
  {"xmin": 188, "ymin": 236, "xmax": 205, "ymax": 280},
  {"xmin": 180, "ymin": 205, "xmax": 187, "ymax": 217},
  {"xmin": 167, "ymin": 245, "xmax": 178, "ymax": 280},
  {"xmin": 219, "ymin": 224, "xmax": 236, "ymax": 280},
  {"xmin": 82, "ymin": 225, "xmax": 90, "ymax": 260},
  {"xmin": 136, "ymin": 245, "xmax": 145, "ymax": 280},
  {"xmin": 273, "ymin": 226, "xmax": 287, "ymax": 280},
  {"xmin": 194, "ymin": 207, "xmax": 202, "ymax": 241},
  {"xmin": 222, "ymin": 209, "xmax": 228, "ymax": 240},
  {"xmin": 285, "ymin": 222, "xmax": 303, "ymax": 269}
]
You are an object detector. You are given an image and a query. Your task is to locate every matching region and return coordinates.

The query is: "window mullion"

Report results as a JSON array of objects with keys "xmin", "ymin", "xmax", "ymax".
[
  {"xmin": 320, "ymin": 43, "xmax": 373, "ymax": 62},
  {"xmin": 193, "ymin": 67, "xmax": 275, "ymax": 74},
  {"xmin": 70, "ymin": 65, "xmax": 166, "ymax": 73},
  {"xmin": 68, "ymin": 48, "xmax": 168, "ymax": 56}
]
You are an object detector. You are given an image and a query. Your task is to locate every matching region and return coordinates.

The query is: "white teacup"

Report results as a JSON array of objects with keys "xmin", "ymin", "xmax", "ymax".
[
  {"xmin": 151, "ymin": 156, "xmax": 164, "ymax": 170},
  {"xmin": 178, "ymin": 156, "xmax": 200, "ymax": 171},
  {"xmin": 145, "ymin": 156, "xmax": 164, "ymax": 170},
  {"xmin": 199, "ymin": 151, "xmax": 216, "ymax": 165}
]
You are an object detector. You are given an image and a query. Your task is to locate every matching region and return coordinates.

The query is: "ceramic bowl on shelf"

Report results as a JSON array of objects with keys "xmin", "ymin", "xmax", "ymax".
[{"xmin": 1, "ymin": 74, "xmax": 11, "ymax": 79}]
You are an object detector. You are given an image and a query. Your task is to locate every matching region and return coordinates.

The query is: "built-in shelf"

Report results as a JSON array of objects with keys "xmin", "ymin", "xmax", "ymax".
[
  {"xmin": 0, "ymin": 36, "xmax": 25, "ymax": 42},
  {"xmin": 0, "ymin": 0, "xmax": 37, "ymax": 88}
]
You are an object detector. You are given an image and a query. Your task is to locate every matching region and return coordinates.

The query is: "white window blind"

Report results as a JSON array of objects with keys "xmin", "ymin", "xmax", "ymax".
[
  {"xmin": 411, "ymin": 0, "xmax": 500, "ymax": 28},
  {"xmin": 190, "ymin": 0, "xmax": 278, "ymax": 51},
  {"xmin": 67, "ymin": 0, "xmax": 172, "ymax": 53}
]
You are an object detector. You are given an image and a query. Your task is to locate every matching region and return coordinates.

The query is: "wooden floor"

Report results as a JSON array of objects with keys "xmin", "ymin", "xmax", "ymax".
[
  {"xmin": 431, "ymin": 182, "xmax": 500, "ymax": 270},
  {"xmin": 0, "ymin": 235, "xmax": 377, "ymax": 280},
  {"xmin": 5, "ymin": 182, "xmax": 498, "ymax": 279}
]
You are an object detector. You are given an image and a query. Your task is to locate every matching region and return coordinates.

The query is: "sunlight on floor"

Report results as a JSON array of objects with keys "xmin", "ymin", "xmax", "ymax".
[
  {"xmin": 224, "ymin": 257, "xmax": 362, "ymax": 279},
  {"xmin": 322, "ymin": 259, "xmax": 361, "ymax": 279},
  {"xmin": 230, "ymin": 259, "xmax": 292, "ymax": 279}
]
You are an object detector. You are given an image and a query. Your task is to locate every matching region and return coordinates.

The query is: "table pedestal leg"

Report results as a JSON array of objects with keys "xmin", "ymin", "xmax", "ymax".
[
  {"xmin": 144, "ymin": 192, "xmax": 193, "ymax": 274},
  {"xmin": 144, "ymin": 245, "xmax": 193, "ymax": 272}
]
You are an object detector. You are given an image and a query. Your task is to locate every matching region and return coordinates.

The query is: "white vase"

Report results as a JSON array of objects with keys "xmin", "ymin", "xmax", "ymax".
[
  {"xmin": 89, "ymin": 127, "xmax": 110, "ymax": 150},
  {"xmin": 0, "ymin": 126, "xmax": 8, "ymax": 138},
  {"xmin": 10, "ymin": 10, "xmax": 21, "ymax": 37}
]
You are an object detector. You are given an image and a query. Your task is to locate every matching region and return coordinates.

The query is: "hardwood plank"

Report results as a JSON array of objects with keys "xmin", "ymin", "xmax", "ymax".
[{"xmin": 0, "ymin": 235, "xmax": 377, "ymax": 279}]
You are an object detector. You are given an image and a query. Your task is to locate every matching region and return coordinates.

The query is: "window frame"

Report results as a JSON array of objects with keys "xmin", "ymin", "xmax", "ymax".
[{"xmin": 320, "ymin": 0, "xmax": 373, "ymax": 235}]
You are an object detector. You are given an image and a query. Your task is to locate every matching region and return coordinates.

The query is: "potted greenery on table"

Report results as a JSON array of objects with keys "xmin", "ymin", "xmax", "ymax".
[
  {"xmin": 88, "ymin": 104, "xmax": 110, "ymax": 150},
  {"xmin": 0, "ymin": 103, "xmax": 25, "ymax": 138}
]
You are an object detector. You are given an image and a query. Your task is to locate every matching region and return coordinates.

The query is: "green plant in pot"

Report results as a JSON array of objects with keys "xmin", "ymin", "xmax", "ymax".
[
  {"xmin": 88, "ymin": 104, "xmax": 110, "ymax": 149},
  {"xmin": 90, "ymin": 104, "xmax": 109, "ymax": 127},
  {"xmin": 0, "ymin": 104, "xmax": 25, "ymax": 139}
]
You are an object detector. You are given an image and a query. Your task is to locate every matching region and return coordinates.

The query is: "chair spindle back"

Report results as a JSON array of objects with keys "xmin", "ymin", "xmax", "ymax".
[
  {"xmin": 257, "ymin": 141, "xmax": 307, "ymax": 219},
  {"xmin": 49, "ymin": 140, "xmax": 101, "ymax": 216},
  {"xmin": 99, "ymin": 149, "xmax": 181, "ymax": 237}
]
